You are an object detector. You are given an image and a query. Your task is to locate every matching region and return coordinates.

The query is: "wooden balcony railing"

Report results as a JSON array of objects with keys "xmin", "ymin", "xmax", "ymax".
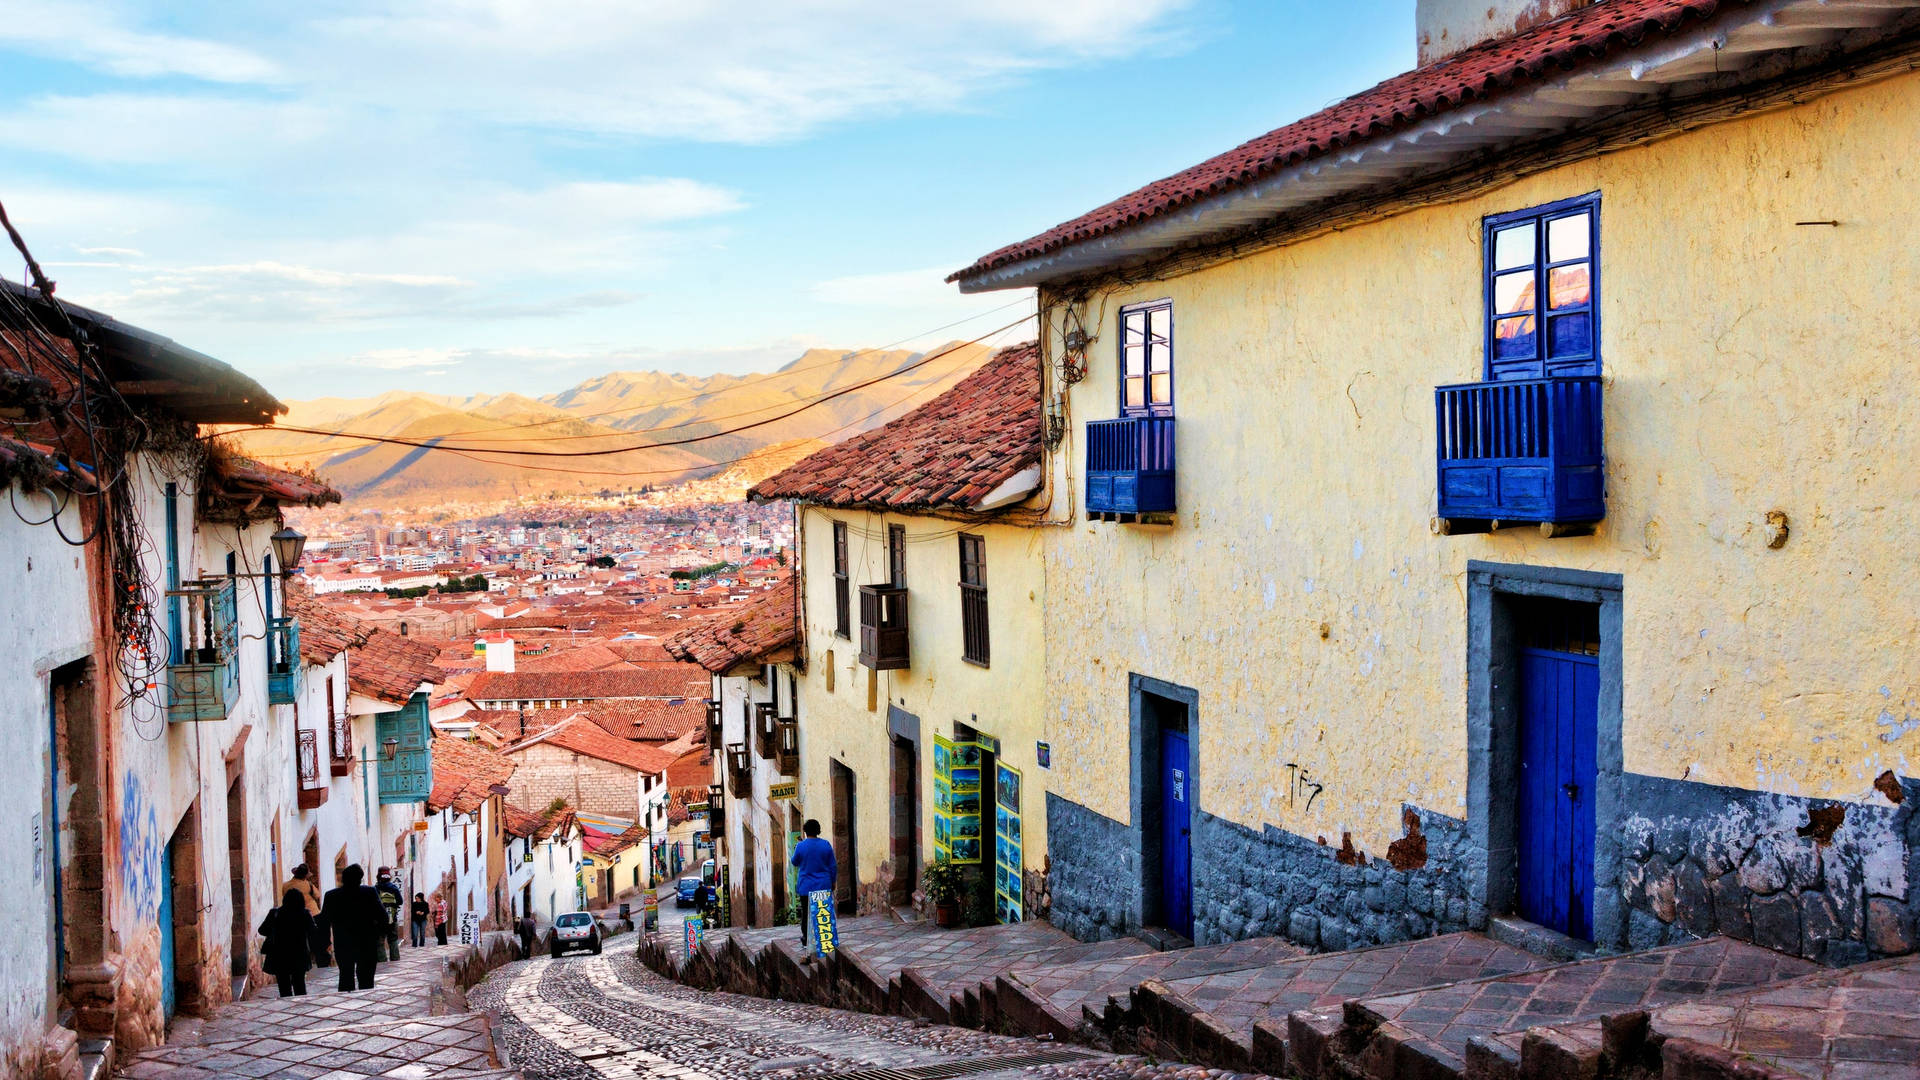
[
  {"xmin": 775, "ymin": 716, "xmax": 799, "ymax": 777},
  {"xmin": 1086, "ymin": 416, "xmax": 1176, "ymax": 517},
  {"xmin": 329, "ymin": 709, "xmax": 354, "ymax": 777},
  {"xmin": 725, "ymin": 742, "xmax": 750, "ymax": 798},
  {"xmin": 704, "ymin": 699, "xmax": 722, "ymax": 749},
  {"xmin": 707, "ymin": 783, "xmax": 726, "ymax": 833},
  {"xmin": 267, "ymin": 616, "xmax": 300, "ymax": 705},
  {"xmin": 753, "ymin": 702, "xmax": 777, "ymax": 760},
  {"xmin": 858, "ymin": 584, "xmax": 909, "ymax": 670},
  {"xmin": 296, "ymin": 730, "xmax": 327, "ymax": 809},
  {"xmin": 1435, "ymin": 374, "xmax": 1603, "ymax": 529},
  {"xmin": 166, "ymin": 578, "xmax": 238, "ymax": 722}
]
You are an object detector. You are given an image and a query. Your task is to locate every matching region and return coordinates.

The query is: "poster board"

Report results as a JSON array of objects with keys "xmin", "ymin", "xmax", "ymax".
[
  {"xmin": 684, "ymin": 913, "xmax": 704, "ymax": 954},
  {"xmin": 994, "ymin": 762, "xmax": 1023, "ymax": 923},
  {"xmin": 932, "ymin": 733, "xmax": 983, "ymax": 865},
  {"xmin": 457, "ymin": 911, "xmax": 480, "ymax": 947},
  {"xmin": 805, "ymin": 889, "xmax": 839, "ymax": 957}
]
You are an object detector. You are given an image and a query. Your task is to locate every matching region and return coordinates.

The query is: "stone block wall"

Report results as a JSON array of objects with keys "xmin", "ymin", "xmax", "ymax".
[
  {"xmin": 509, "ymin": 745, "xmax": 638, "ymax": 819},
  {"xmin": 1046, "ymin": 794, "xmax": 1143, "ymax": 941},
  {"xmin": 1616, "ymin": 772, "xmax": 1916, "ymax": 965},
  {"xmin": 1191, "ymin": 806, "xmax": 1483, "ymax": 949}
]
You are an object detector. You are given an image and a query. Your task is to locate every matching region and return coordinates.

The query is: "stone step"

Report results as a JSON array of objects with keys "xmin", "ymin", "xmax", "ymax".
[
  {"xmin": 1127, "ymin": 931, "xmax": 1549, "ymax": 1073},
  {"xmin": 1298, "ymin": 935, "xmax": 1818, "ymax": 1080},
  {"xmin": 899, "ymin": 932, "xmax": 1157, "ymax": 1027},
  {"xmin": 992, "ymin": 933, "xmax": 1313, "ymax": 1041},
  {"xmin": 1497, "ymin": 950, "xmax": 1920, "ymax": 1080}
]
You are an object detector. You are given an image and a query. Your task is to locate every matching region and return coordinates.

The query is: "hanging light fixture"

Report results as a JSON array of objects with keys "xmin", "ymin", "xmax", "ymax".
[
  {"xmin": 382, "ymin": 736, "xmax": 401, "ymax": 761},
  {"xmin": 270, "ymin": 526, "xmax": 308, "ymax": 577}
]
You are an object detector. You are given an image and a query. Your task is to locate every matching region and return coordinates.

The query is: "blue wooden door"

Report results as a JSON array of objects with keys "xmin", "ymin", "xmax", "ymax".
[
  {"xmin": 158, "ymin": 842, "xmax": 176, "ymax": 1016},
  {"xmin": 1159, "ymin": 729, "xmax": 1193, "ymax": 938},
  {"xmin": 1517, "ymin": 647, "xmax": 1598, "ymax": 939}
]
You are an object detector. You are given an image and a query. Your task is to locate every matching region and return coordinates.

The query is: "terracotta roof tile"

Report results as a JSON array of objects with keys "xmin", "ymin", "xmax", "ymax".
[
  {"xmin": 349, "ymin": 627, "xmax": 441, "ymax": 706},
  {"xmin": 953, "ymin": 0, "xmax": 1743, "ymax": 281},
  {"xmin": 662, "ymin": 579, "xmax": 798, "ymax": 673},
  {"xmin": 425, "ymin": 735, "xmax": 517, "ymax": 815},
  {"xmin": 749, "ymin": 342, "xmax": 1041, "ymax": 511},
  {"xmin": 286, "ymin": 585, "xmax": 369, "ymax": 665},
  {"xmin": 466, "ymin": 665, "xmax": 707, "ymax": 703},
  {"xmin": 506, "ymin": 716, "xmax": 677, "ymax": 775}
]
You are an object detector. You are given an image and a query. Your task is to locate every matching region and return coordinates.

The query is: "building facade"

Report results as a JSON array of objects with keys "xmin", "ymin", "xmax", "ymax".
[{"xmin": 951, "ymin": 0, "xmax": 1920, "ymax": 961}]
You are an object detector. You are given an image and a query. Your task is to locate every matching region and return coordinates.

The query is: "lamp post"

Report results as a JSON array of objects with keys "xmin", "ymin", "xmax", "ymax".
[{"xmin": 270, "ymin": 526, "xmax": 308, "ymax": 578}]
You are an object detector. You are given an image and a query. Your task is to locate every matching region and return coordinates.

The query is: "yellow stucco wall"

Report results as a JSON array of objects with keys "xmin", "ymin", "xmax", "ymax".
[
  {"xmin": 794, "ymin": 506, "xmax": 1051, "ymax": 894},
  {"xmin": 1040, "ymin": 71, "xmax": 1920, "ymax": 858}
]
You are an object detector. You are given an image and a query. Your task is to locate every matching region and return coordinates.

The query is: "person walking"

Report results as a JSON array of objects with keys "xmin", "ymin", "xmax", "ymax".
[
  {"xmin": 792, "ymin": 819, "xmax": 838, "ymax": 959},
  {"xmin": 279, "ymin": 864, "xmax": 328, "ymax": 968},
  {"xmin": 409, "ymin": 893, "xmax": 430, "ymax": 947},
  {"xmin": 515, "ymin": 911, "xmax": 536, "ymax": 960},
  {"xmin": 430, "ymin": 891, "xmax": 449, "ymax": 946},
  {"xmin": 258, "ymin": 887, "xmax": 314, "ymax": 997},
  {"xmin": 374, "ymin": 867, "xmax": 404, "ymax": 961},
  {"xmin": 320, "ymin": 864, "xmax": 390, "ymax": 991}
]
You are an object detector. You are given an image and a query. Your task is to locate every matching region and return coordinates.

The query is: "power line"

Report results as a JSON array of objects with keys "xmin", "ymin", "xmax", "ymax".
[{"xmin": 217, "ymin": 316, "xmax": 1034, "ymax": 461}]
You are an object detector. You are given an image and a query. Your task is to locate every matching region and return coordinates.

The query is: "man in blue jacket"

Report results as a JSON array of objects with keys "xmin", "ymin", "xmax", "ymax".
[{"xmin": 791, "ymin": 819, "xmax": 838, "ymax": 957}]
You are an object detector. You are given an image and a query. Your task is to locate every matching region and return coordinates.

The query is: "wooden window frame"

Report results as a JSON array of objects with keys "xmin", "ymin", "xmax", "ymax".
[
  {"xmin": 1483, "ymin": 193, "xmax": 1601, "ymax": 381},
  {"xmin": 1118, "ymin": 299, "xmax": 1175, "ymax": 418},
  {"xmin": 958, "ymin": 534, "xmax": 989, "ymax": 667},
  {"xmin": 888, "ymin": 524, "xmax": 907, "ymax": 588},
  {"xmin": 832, "ymin": 520, "xmax": 850, "ymax": 639}
]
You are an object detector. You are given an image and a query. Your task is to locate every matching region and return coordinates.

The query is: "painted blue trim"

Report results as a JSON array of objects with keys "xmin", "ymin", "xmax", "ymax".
[
  {"xmin": 164, "ymin": 483, "xmax": 181, "ymax": 664},
  {"xmin": 1482, "ymin": 191, "xmax": 1601, "ymax": 381},
  {"xmin": 1116, "ymin": 298, "xmax": 1174, "ymax": 419}
]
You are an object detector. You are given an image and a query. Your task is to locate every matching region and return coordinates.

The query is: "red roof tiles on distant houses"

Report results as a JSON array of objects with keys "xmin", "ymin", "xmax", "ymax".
[
  {"xmin": 466, "ymin": 665, "xmax": 707, "ymax": 704},
  {"xmin": 750, "ymin": 342, "xmax": 1042, "ymax": 512},
  {"xmin": 506, "ymin": 716, "xmax": 677, "ymax": 776},
  {"xmin": 662, "ymin": 579, "xmax": 798, "ymax": 674},
  {"xmin": 951, "ymin": 0, "xmax": 1748, "ymax": 283}
]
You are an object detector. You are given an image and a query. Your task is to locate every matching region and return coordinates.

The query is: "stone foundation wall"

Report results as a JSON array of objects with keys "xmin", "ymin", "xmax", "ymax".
[
  {"xmin": 1045, "ymin": 794, "xmax": 1142, "ymax": 941},
  {"xmin": 1192, "ymin": 806, "xmax": 1483, "ymax": 949},
  {"xmin": 1616, "ymin": 772, "xmax": 1915, "ymax": 964}
]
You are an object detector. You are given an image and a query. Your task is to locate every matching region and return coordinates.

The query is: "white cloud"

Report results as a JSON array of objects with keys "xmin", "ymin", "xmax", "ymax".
[
  {"xmin": 0, "ymin": 94, "xmax": 332, "ymax": 166},
  {"xmin": 0, "ymin": 1, "xmax": 280, "ymax": 83}
]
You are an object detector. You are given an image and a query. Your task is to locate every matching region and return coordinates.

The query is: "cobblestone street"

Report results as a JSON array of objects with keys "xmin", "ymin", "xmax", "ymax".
[{"xmin": 471, "ymin": 948, "xmax": 1273, "ymax": 1080}]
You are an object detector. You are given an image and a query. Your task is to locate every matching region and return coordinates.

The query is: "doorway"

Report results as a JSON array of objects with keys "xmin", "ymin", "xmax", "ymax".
[
  {"xmin": 226, "ymin": 774, "xmax": 249, "ymax": 978},
  {"xmin": 162, "ymin": 803, "xmax": 202, "ymax": 1018},
  {"xmin": 1467, "ymin": 561, "xmax": 1622, "ymax": 948},
  {"xmin": 1513, "ymin": 597, "xmax": 1600, "ymax": 938},
  {"xmin": 1131, "ymin": 677, "xmax": 1196, "ymax": 940},
  {"xmin": 830, "ymin": 760, "xmax": 857, "ymax": 914},
  {"xmin": 888, "ymin": 735, "xmax": 918, "ymax": 908}
]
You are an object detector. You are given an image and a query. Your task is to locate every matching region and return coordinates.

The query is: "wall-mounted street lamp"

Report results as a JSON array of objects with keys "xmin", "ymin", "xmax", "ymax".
[
  {"xmin": 382, "ymin": 736, "xmax": 400, "ymax": 761},
  {"xmin": 271, "ymin": 526, "xmax": 308, "ymax": 578}
]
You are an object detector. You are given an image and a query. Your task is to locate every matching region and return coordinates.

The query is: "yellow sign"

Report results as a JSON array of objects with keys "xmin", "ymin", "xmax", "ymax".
[
  {"xmin": 769, "ymin": 781, "xmax": 798, "ymax": 801},
  {"xmin": 412, "ymin": 821, "xmax": 430, "ymax": 832}
]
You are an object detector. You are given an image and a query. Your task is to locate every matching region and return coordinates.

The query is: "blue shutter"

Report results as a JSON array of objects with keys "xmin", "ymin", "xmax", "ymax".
[{"xmin": 378, "ymin": 692, "xmax": 433, "ymax": 804}]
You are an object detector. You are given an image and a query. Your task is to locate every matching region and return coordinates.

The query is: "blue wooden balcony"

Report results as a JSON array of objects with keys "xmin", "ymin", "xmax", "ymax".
[
  {"xmin": 1086, "ymin": 416, "xmax": 1176, "ymax": 516},
  {"xmin": 267, "ymin": 615, "xmax": 300, "ymax": 705},
  {"xmin": 1435, "ymin": 375, "xmax": 1603, "ymax": 527},
  {"xmin": 167, "ymin": 579, "xmax": 239, "ymax": 722}
]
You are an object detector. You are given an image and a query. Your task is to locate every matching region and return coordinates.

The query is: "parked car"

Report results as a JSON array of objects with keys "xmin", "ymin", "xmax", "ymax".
[
  {"xmin": 549, "ymin": 911, "xmax": 601, "ymax": 957},
  {"xmin": 675, "ymin": 876, "xmax": 701, "ymax": 908}
]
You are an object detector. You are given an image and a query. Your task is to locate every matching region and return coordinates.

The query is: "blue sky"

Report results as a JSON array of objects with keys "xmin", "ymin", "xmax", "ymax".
[{"xmin": 0, "ymin": 2, "xmax": 1413, "ymax": 399}]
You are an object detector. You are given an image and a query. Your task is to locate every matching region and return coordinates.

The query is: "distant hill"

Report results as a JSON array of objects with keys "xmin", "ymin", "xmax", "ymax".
[{"xmin": 226, "ymin": 342, "xmax": 996, "ymax": 505}]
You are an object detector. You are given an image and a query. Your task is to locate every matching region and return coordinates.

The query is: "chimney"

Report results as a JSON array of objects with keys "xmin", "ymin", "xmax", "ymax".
[
  {"xmin": 485, "ymin": 635, "xmax": 516, "ymax": 673},
  {"xmin": 1417, "ymin": 0, "xmax": 1592, "ymax": 65}
]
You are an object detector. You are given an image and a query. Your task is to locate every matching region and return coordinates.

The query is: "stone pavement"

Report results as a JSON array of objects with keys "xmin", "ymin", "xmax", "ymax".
[
  {"xmin": 1513, "ymin": 950, "xmax": 1920, "ymax": 1080},
  {"xmin": 472, "ymin": 945, "xmax": 1274, "ymax": 1080},
  {"xmin": 905, "ymin": 935, "xmax": 1158, "ymax": 1028},
  {"xmin": 116, "ymin": 940, "xmax": 515, "ymax": 1079}
]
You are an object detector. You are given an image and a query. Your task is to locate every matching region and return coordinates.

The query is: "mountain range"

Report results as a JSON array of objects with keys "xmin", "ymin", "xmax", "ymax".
[{"xmin": 226, "ymin": 342, "xmax": 997, "ymax": 506}]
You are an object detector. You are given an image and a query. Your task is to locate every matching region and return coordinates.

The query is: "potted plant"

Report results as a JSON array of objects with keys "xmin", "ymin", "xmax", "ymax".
[{"xmin": 923, "ymin": 856, "xmax": 964, "ymax": 927}]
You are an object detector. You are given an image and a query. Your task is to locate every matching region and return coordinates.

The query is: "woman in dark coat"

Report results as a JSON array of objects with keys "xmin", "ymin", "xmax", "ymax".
[{"xmin": 260, "ymin": 887, "xmax": 315, "ymax": 996}]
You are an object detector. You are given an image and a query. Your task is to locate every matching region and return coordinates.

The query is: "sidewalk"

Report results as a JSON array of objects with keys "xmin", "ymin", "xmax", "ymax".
[{"xmin": 116, "ymin": 940, "xmax": 518, "ymax": 1079}]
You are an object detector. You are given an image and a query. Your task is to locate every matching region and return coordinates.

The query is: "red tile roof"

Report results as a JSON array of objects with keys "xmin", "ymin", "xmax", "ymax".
[
  {"xmin": 465, "ymin": 699, "xmax": 705, "ymax": 743},
  {"xmin": 425, "ymin": 735, "xmax": 517, "ymax": 815},
  {"xmin": 667, "ymin": 748, "xmax": 712, "ymax": 792},
  {"xmin": 348, "ymin": 627, "xmax": 441, "ymax": 705},
  {"xmin": 287, "ymin": 586, "xmax": 369, "ymax": 665},
  {"xmin": 502, "ymin": 803, "xmax": 547, "ymax": 839},
  {"xmin": 750, "ymin": 342, "xmax": 1042, "ymax": 511},
  {"xmin": 662, "ymin": 579, "xmax": 798, "ymax": 673},
  {"xmin": 506, "ymin": 716, "xmax": 677, "ymax": 776},
  {"xmin": 952, "ymin": 0, "xmax": 1743, "ymax": 282},
  {"xmin": 466, "ymin": 665, "xmax": 707, "ymax": 704},
  {"xmin": 200, "ymin": 453, "xmax": 340, "ymax": 522}
]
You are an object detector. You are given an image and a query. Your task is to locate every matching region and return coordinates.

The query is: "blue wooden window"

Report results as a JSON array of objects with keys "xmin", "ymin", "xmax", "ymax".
[
  {"xmin": 1485, "ymin": 194, "xmax": 1599, "ymax": 381},
  {"xmin": 1119, "ymin": 300, "xmax": 1173, "ymax": 417}
]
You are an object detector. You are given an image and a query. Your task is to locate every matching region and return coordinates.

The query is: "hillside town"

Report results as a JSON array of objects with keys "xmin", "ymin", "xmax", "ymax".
[{"xmin": 7, "ymin": 2, "xmax": 1920, "ymax": 1080}]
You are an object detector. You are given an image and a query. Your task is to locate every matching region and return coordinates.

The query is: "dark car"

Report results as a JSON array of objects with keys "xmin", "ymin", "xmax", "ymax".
[
  {"xmin": 549, "ymin": 911, "xmax": 601, "ymax": 957},
  {"xmin": 675, "ymin": 877, "xmax": 701, "ymax": 908}
]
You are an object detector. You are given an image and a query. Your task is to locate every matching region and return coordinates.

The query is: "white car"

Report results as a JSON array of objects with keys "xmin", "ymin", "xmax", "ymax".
[{"xmin": 549, "ymin": 911, "xmax": 602, "ymax": 957}]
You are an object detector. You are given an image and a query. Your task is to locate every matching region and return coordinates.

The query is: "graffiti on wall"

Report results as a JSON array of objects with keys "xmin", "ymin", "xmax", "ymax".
[{"xmin": 119, "ymin": 771, "xmax": 164, "ymax": 917}]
